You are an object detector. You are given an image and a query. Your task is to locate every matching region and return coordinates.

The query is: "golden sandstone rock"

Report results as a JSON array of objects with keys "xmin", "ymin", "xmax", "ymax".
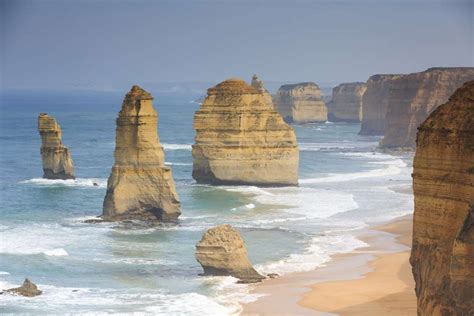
[
  {"xmin": 273, "ymin": 82, "xmax": 327, "ymax": 123},
  {"xmin": 102, "ymin": 85, "xmax": 181, "ymax": 221},
  {"xmin": 250, "ymin": 74, "xmax": 273, "ymax": 107},
  {"xmin": 38, "ymin": 113, "xmax": 75, "ymax": 179},
  {"xmin": 328, "ymin": 82, "xmax": 367, "ymax": 122},
  {"xmin": 380, "ymin": 67, "xmax": 474, "ymax": 148},
  {"xmin": 410, "ymin": 81, "xmax": 474, "ymax": 315},
  {"xmin": 5, "ymin": 279, "xmax": 42, "ymax": 297},
  {"xmin": 192, "ymin": 78, "xmax": 299, "ymax": 186},
  {"xmin": 195, "ymin": 224, "xmax": 265, "ymax": 283}
]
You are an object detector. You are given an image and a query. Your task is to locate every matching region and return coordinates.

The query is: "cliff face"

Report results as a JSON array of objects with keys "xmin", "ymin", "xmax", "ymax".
[
  {"xmin": 328, "ymin": 82, "xmax": 367, "ymax": 122},
  {"xmin": 273, "ymin": 82, "xmax": 327, "ymax": 123},
  {"xmin": 192, "ymin": 78, "xmax": 299, "ymax": 186},
  {"xmin": 38, "ymin": 113, "xmax": 75, "ymax": 180},
  {"xmin": 410, "ymin": 81, "xmax": 474, "ymax": 315},
  {"xmin": 359, "ymin": 74, "xmax": 402, "ymax": 135},
  {"xmin": 381, "ymin": 67, "xmax": 474, "ymax": 148},
  {"xmin": 250, "ymin": 74, "xmax": 273, "ymax": 107},
  {"xmin": 102, "ymin": 85, "xmax": 181, "ymax": 221}
]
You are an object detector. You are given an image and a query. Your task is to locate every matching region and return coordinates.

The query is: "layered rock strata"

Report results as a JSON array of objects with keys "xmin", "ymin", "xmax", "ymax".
[
  {"xmin": 273, "ymin": 82, "xmax": 327, "ymax": 123},
  {"xmin": 38, "ymin": 113, "xmax": 75, "ymax": 179},
  {"xmin": 195, "ymin": 224, "xmax": 265, "ymax": 283},
  {"xmin": 5, "ymin": 279, "xmax": 42, "ymax": 297},
  {"xmin": 380, "ymin": 67, "xmax": 474, "ymax": 148},
  {"xmin": 192, "ymin": 78, "xmax": 299, "ymax": 186},
  {"xmin": 102, "ymin": 85, "xmax": 181, "ymax": 221},
  {"xmin": 359, "ymin": 74, "xmax": 402, "ymax": 135},
  {"xmin": 328, "ymin": 82, "xmax": 367, "ymax": 122},
  {"xmin": 250, "ymin": 74, "xmax": 273, "ymax": 107},
  {"xmin": 410, "ymin": 81, "xmax": 474, "ymax": 315}
]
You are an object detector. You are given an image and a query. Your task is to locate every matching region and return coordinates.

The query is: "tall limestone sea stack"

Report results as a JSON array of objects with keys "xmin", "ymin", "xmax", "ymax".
[
  {"xmin": 250, "ymin": 74, "xmax": 273, "ymax": 107},
  {"xmin": 102, "ymin": 85, "xmax": 181, "ymax": 221},
  {"xmin": 192, "ymin": 78, "xmax": 299, "ymax": 186},
  {"xmin": 410, "ymin": 81, "xmax": 474, "ymax": 315},
  {"xmin": 380, "ymin": 67, "xmax": 474, "ymax": 148},
  {"xmin": 38, "ymin": 113, "xmax": 75, "ymax": 179},
  {"xmin": 273, "ymin": 82, "xmax": 327, "ymax": 123},
  {"xmin": 328, "ymin": 82, "xmax": 367, "ymax": 122}
]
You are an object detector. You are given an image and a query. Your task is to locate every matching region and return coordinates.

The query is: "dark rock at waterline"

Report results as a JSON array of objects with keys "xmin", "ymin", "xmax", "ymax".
[{"xmin": 5, "ymin": 279, "xmax": 42, "ymax": 297}]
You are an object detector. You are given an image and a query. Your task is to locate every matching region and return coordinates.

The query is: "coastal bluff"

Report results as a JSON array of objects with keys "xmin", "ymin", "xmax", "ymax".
[
  {"xmin": 410, "ymin": 81, "xmax": 474, "ymax": 315},
  {"xmin": 192, "ymin": 78, "xmax": 299, "ymax": 186},
  {"xmin": 102, "ymin": 85, "xmax": 181, "ymax": 221},
  {"xmin": 273, "ymin": 82, "xmax": 327, "ymax": 123},
  {"xmin": 328, "ymin": 82, "xmax": 367, "ymax": 122},
  {"xmin": 38, "ymin": 113, "xmax": 75, "ymax": 179}
]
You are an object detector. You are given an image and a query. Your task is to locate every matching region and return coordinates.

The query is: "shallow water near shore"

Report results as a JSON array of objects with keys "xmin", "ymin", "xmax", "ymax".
[{"xmin": 0, "ymin": 92, "xmax": 413, "ymax": 314}]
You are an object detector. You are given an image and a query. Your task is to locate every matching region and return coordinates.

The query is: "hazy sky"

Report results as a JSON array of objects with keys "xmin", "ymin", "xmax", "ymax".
[{"xmin": 1, "ymin": 0, "xmax": 473, "ymax": 91}]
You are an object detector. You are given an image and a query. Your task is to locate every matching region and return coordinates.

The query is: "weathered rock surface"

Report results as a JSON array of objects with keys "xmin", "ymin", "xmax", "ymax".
[
  {"xmin": 250, "ymin": 74, "xmax": 273, "ymax": 107},
  {"xmin": 5, "ymin": 279, "xmax": 42, "ymax": 297},
  {"xmin": 38, "ymin": 113, "xmax": 75, "ymax": 179},
  {"xmin": 328, "ymin": 82, "xmax": 367, "ymax": 122},
  {"xmin": 410, "ymin": 80, "xmax": 474, "ymax": 315},
  {"xmin": 102, "ymin": 85, "xmax": 181, "ymax": 221},
  {"xmin": 381, "ymin": 67, "xmax": 474, "ymax": 148},
  {"xmin": 273, "ymin": 82, "xmax": 327, "ymax": 123},
  {"xmin": 195, "ymin": 224, "xmax": 265, "ymax": 283},
  {"xmin": 359, "ymin": 74, "xmax": 402, "ymax": 135},
  {"xmin": 192, "ymin": 78, "xmax": 299, "ymax": 186}
]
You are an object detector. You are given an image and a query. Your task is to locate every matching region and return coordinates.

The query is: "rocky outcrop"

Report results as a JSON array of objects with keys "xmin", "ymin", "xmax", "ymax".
[
  {"xmin": 410, "ymin": 81, "xmax": 474, "ymax": 315},
  {"xmin": 102, "ymin": 85, "xmax": 181, "ymax": 221},
  {"xmin": 38, "ymin": 113, "xmax": 75, "ymax": 179},
  {"xmin": 192, "ymin": 78, "xmax": 299, "ymax": 186},
  {"xmin": 250, "ymin": 74, "xmax": 273, "ymax": 107},
  {"xmin": 273, "ymin": 82, "xmax": 327, "ymax": 123},
  {"xmin": 328, "ymin": 82, "xmax": 367, "ymax": 122},
  {"xmin": 359, "ymin": 74, "xmax": 402, "ymax": 135},
  {"xmin": 381, "ymin": 67, "xmax": 474, "ymax": 148},
  {"xmin": 195, "ymin": 224, "xmax": 265, "ymax": 283},
  {"xmin": 5, "ymin": 279, "xmax": 42, "ymax": 297}
]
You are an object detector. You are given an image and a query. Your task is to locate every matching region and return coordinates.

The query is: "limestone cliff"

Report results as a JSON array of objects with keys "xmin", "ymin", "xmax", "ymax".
[
  {"xmin": 250, "ymin": 74, "xmax": 273, "ymax": 107},
  {"xmin": 410, "ymin": 81, "xmax": 474, "ymax": 315},
  {"xmin": 381, "ymin": 67, "xmax": 474, "ymax": 148},
  {"xmin": 359, "ymin": 74, "xmax": 402, "ymax": 135},
  {"xmin": 38, "ymin": 113, "xmax": 75, "ymax": 180},
  {"xmin": 328, "ymin": 82, "xmax": 367, "ymax": 122},
  {"xmin": 102, "ymin": 85, "xmax": 181, "ymax": 221},
  {"xmin": 195, "ymin": 224, "xmax": 265, "ymax": 283},
  {"xmin": 273, "ymin": 82, "xmax": 327, "ymax": 123},
  {"xmin": 192, "ymin": 78, "xmax": 299, "ymax": 186}
]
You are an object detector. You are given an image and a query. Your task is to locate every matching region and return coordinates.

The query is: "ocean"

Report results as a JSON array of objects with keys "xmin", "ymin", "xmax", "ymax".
[{"xmin": 0, "ymin": 90, "xmax": 413, "ymax": 314}]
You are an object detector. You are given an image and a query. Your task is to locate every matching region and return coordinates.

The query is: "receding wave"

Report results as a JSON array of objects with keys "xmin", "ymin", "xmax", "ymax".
[
  {"xmin": 19, "ymin": 178, "xmax": 107, "ymax": 188},
  {"xmin": 162, "ymin": 143, "xmax": 192, "ymax": 151}
]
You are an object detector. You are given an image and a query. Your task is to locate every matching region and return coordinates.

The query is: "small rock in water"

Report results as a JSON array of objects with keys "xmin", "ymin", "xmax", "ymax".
[
  {"xmin": 267, "ymin": 273, "xmax": 279, "ymax": 279},
  {"xmin": 93, "ymin": 182, "xmax": 99, "ymax": 187},
  {"xmin": 5, "ymin": 278, "xmax": 42, "ymax": 297}
]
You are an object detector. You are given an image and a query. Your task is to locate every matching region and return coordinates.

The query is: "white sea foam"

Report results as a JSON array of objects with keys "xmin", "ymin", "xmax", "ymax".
[
  {"xmin": 299, "ymin": 142, "xmax": 356, "ymax": 151},
  {"xmin": 161, "ymin": 143, "xmax": 192, "ymax": 150},
  {"xmin": 93, "ymin": 257, "xmax": 179, "ymax": 266},
  {"xmin": 0, "ymin": 271, "xmax": 10, "ymax": 275},
  {"xmin": 20, "ymin": 178, "xmax": 107, "ymax": 188},
  {"xmin": 165, "ymin": 162, "xmax": 193, "ymax": 166},
  {"xmin": 43, "ymin": 248, "xmax": 69, "ymax": 257}
]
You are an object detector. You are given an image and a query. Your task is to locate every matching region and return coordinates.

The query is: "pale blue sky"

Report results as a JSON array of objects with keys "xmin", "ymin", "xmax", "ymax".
[{"xmin": 1, "ymin": 0, "xmax": 473, "ymax": 91}]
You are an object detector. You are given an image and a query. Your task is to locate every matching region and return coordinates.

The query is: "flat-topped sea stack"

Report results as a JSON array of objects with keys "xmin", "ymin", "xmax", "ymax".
[
  {"xmin": 102, "ymin": 85, "xmax": 181, "ymax": 221},
  {"xmin": 359, "ymin": 74, "xmax": 402, "ymax": 135},
  {"xmin": 195, "ymin": 224, "xmax": 265, "ymax": 283},
  {"xmin": 380, "ymin": 67, "xmax": 474, "ymax": 149},
  {"xmin": 192, "ymin": 78, "xmax": 298, "ymax": 186},
  {"xmin": 273, "ymin": 82, "xmax": 327, "ymax": 123},
  {"xmin": 38, "ymin": 113, "xmax": 75, "ymax": 180},
  {"xmin": 328, "ymin": 82, "xmax": 367, "ymax": 122},
  {"xmin": 250, "ymin": 74, "xmax": 273, "ymax": 107},
  {"xmin": 410, "ymin": 81, "xmax": 474, "ymax": 315}
]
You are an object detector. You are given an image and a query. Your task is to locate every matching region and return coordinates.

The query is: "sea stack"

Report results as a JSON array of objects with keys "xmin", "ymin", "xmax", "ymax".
[
  {"xmin": 192, "ymin": 78, "xmax": 299, "ymax": 186},
  {"xmin": 250, "ymin": 74, "xmax": 273, "ymax": 107},
  {"xmin": 273, "ymin": 82, "xmax": 328, "ymax": 123},
  {"xmin": 328, "ymin": 82, "xmax": 367, "ymax": 122},
  {"xmin": 380, "ymin": 67, "xmax": 474, "ymax": 149},
  {"xmin": 195, "ymin": 224, "xmax": 265, "ymax": 283},
  {"xmin": 5, "ymin": 279, "xmax": 42, "ymax": 297},
  {"xmin": 102, "ymin": 85, "xmax": 181, "ymax": 221},
  {"xmin": 410, "ymin": 81, "xmax": 474, "ymax": 315},
  {"xmin": 359, "ymin": 74, "xmax": 402, "ymax": 135},
  {"xmin": 38, "ymin": 113, "xmax": 75, "ymax": 180}
]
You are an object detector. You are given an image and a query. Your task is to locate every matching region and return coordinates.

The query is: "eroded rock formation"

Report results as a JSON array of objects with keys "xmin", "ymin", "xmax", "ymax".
[
  {"xmin": 381, "ymin": 67, "xmax": 474, "ymax": 148},
  {"xmin": 328, "ymin": 82, "xmax": 367, "ymax": 122},
  {"xmin": 102, "ymin": 85, "xmax": 181, "ymax": 221},
  {"xmin": 192, "ymin": 78, "xmax": 299, "ymax": 186},
  {"xmin": 5, "ymin": 279, "xmax": 42, "ymax": 297},
  {"xmin": 195, "ymin": 224, "xmax": 265, "ymax": 283},
  {"xmin": 410, "ymin": 80, "xmax": 474, "ymax": 315},
  {"xmin": 38, "ymin": 113, "xmax": 75, "ymax": 179},
  {"xmin": 250, "ymin": 74, "xmax": 273, "ymax": 107},
  {"xmin": 273, "ymin": 82, "xmax": 327, "ymax": 123},
  {"xmin": 359, "ymin": 74, "xmax": 402, "ymax": 135}
]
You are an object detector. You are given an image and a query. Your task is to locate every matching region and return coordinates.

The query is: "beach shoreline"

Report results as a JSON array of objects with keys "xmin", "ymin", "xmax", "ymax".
[{"xmin": 242, "ymin": 214, "xmax": 416, "ymax": 315}]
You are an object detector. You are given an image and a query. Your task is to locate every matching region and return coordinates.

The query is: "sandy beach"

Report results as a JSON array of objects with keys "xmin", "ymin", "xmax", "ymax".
[{"xmin": 243, "ymin": 215, "xmax": 416, "ymax": 315}]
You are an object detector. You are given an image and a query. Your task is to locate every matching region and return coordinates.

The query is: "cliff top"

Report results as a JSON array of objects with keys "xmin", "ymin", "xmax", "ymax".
[
  {"xmin": 124, "ymin": 85, "xmax": 153, "ymax": 101},
  {"xmin": 279, "ymin": 82, "xmax": 319, "ymax": 90},
  {"xmin": 207, "ymin": 78, "xmax": 259, "ymax": 95}
]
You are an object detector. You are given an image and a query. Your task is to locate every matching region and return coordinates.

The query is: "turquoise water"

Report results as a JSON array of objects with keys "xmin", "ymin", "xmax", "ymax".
[{"xmin": 0, "ymin": 91, "xmax": 413, "ymax": 314}]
